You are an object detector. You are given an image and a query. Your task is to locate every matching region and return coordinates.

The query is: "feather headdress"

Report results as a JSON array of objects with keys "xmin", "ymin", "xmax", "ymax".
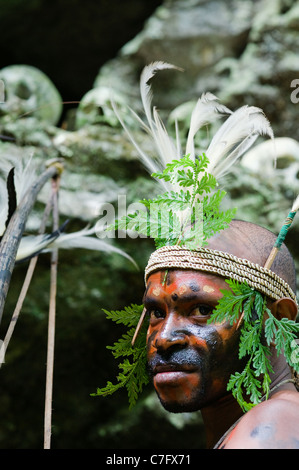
[{"xmin": 113, "ymin": 61, "xmax": 274, "ymax": 191}]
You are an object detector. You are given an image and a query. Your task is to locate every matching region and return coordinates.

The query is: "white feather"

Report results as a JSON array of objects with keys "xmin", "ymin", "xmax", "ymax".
[
  {"xmin": 0, "ymin": 154, "xmax": 40, "ymax": 236},
  {"xmin": 291, "ymin": 195, "xmax": 299, "ymax": 212},
  {"xmin": 15, "ymin": 223, "xmax": 138, "ymax": 268},
  {"xmin": 16, "ymin": 234, "xmax": 59, "ymax": 261},
  {"xmin": 1, "ymin": 154, "xmax": 39, "ymax": 201},
  {"xmin": 206, "ymin": 105, "xmax": 274, "ymax": 179},
  {"xmin": 0, "ymin": 156, "xmax": 138, "ymax": 268},
  {"xmin": 114, "ymin": 62, "xmax": 274, "ymax": 193},
  {"xmin": 186, "ymin": 92, "xmax": 232, "ymax": 160},
  {"xmin": 140, "ymin": 61, "xmax": 181, "ymax": 128},
  {"xmin": 152, "ymin": 106, "xmax": 178, "ymax": 167},
  {"xmin": 48, "ymin": 233, "xmax": 138, "ymax": 268},
  {"xmin": 138, "ymin": 62, "xmax": 183, "ymax": 178},
  {"xmin": 111, "ymin": 99, "xmax": 169, "ymax": 190}
]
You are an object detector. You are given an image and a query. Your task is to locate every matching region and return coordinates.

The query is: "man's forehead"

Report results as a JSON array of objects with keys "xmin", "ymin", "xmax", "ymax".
[{"xmin": 145, "ymin": 270, "xmax": 227, "ymax": 294}]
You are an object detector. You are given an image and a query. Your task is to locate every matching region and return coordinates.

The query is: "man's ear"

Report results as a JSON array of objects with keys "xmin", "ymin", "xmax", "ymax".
[{"xmin": 269, "ymin": 297, "xmax": 298, "ymax": 321}]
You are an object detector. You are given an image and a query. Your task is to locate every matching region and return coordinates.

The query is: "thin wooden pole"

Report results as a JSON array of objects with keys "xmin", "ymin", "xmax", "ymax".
[{"xmin": 44, "ymin": 176, "xmax": 60, "ymax": 449}]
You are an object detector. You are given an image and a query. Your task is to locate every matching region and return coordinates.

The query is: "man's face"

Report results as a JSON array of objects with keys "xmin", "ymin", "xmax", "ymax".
[{"xmin": 145, "ymin": 269, "xmax": 244, "ymax": 412}]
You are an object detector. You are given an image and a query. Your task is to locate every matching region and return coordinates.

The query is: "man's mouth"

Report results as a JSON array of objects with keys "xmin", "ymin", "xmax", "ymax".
[
  {"xmin": 152, "ymin": 363, "xmax": 198, "ymax": 385},
  {"xmin": 153, "ymin": 363, "xmax": 197, "ymax": 374}
]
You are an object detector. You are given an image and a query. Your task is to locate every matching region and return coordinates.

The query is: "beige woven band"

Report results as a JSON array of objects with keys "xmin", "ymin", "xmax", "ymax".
[{"xmin": 145, "ymin": 245, "xmax": 297, "ymax": 303}]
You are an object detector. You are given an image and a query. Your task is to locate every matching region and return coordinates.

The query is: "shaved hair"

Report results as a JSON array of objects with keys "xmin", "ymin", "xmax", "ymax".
[{"xmin": 207, "ymin": 219, "xmax": 297, "ymax": 295}]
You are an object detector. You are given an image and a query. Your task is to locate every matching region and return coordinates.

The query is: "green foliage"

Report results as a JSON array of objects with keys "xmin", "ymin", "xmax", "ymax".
[
  {"xmin": 91, "ymin": 304, "xmax": 149, "ymax": 408},
  {"xmin": 209, "ymin": 280, "xmax": 299, "ymax": 412},
  {"xmin": 109, "ymin": 154, "xmax": 236, "ymax": 249}
]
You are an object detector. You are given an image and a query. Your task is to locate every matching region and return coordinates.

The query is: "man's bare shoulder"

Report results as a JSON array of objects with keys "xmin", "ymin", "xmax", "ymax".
[{"xmin": 222, "ymin": 390, "xmax": 299, "ymax": 449}]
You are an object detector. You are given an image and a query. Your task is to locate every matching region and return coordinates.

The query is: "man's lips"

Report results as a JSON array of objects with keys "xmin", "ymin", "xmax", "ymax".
[
  {"xmin": 152, "ymin": 363, "xmax": 199, "ymax": 386},
  {"xmin": 153, "ymin": 363, "xmax": 197, "ymax": 374}
]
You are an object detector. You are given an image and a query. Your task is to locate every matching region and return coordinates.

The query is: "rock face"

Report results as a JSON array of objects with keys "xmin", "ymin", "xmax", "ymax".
[
  {"xmin": 0, "ymin": 0, "xmax": 299, "ymax": 451},
  {"xmin": 95, "ymin": 0, "xmax": 299, "ymax": 140}
]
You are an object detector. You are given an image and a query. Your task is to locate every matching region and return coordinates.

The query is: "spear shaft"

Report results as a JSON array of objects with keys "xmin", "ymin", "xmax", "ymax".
[{"xmin": 264, "ymin": 200, "xmax": 299, "ymax": 271}]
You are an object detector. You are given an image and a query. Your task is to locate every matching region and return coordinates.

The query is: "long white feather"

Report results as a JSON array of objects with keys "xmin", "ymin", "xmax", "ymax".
[
  {"xmin": 206, "ymin": 105, "xmax": 274, "ymax": 178},
  {"xmin": 140, "ymin": 61, "xmax": 181, "ymax": 128},
  {"xmin": 113, "ymin": 62, "xmax": 274, "ymax": 198},
  {"xmin": 111, "ymin": 99, "xmax": 169, "ymax": 191},
  {"xmin": 47, "ymin": 232, "xmax": 138, "ymax": 268},
  {"xmin": 139, "ymin": 62, "xmax": 183, "ymax": 172},
  {"xmin": 186, "ymin": 92, "xmax": 232, "ymax": 160},
  {"xmin": 152, "ymin": 106, "xmax": 178, "ymax": 167},
  {"xmin": 16, "ymin": 230, "xmax": 138, "ymax": 267}
]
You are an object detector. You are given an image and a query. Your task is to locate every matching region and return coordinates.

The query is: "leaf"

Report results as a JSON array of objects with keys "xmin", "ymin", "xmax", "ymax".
[
  {"xmin": 209, "ymin": 280, "xmax": 278, "ymax": 411},
  {"xmin": 102, "ymin": 304, "xmax": 144, "ymax": 328},
  {"xmin": 208, "ymin": 279, "xmax": 253, "ymax": 326},
  {"xmin": 92, "ymin": 304, "xmax": 149, "ymax": 408}
]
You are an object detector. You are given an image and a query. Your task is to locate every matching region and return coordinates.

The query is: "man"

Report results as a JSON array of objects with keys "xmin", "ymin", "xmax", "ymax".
[
  {"xmin": 144, "ymin": 219, "xmax": 299, "ymax": 449},
  {"xmin": 96, "ymin": 62, "xmax": 299, "ymax": 449}
]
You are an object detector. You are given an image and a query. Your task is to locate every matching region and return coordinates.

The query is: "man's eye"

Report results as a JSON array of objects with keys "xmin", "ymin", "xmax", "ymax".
[
  {"xmin": 147, "ymin": 308, "xmax": 165, "ymax": 319},
  {"xmin": 191, "ymin": 305, "xmax": 212, "ymax": 317}
]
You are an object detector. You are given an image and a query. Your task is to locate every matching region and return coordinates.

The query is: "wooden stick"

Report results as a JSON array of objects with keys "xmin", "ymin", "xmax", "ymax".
[
  {"xmin": 0, "ymin": 190, "xmax": 54, "ymax": 369},
  {"xmin": 264, "ymin": 206, "xmax": 298, "ymax": 271},
  {"xmin": 237, "ymin": 204, "xmax": 299, "ymax": 330},
  {"xmin": 263, "ymin": 246, "xmax": 279, "ymax": 271},
  {"xmin": 0, "ymin": 165, "xmax": 58, "ymax": 325},
  {"xmin": 44, "ymin": 176, "xmax": 60, "ymax": 450},
  {"xmin": 131, "ymin": 307, "xmax": 147, "ymax": 347}
]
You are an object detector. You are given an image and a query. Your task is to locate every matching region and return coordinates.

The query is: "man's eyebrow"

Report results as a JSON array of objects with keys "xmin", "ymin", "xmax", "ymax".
[{"xmin": 143, "ymin": 295, "xmax": 164, "ymax": 308}]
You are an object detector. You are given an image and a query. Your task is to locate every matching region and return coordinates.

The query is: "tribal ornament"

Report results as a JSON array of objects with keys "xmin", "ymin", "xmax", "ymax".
[
  {"xmin": 94, "ymin": 62, "xmax": 299, "ymax": 411},
  {"xmin": 145, "ymin": 245, "xmax": 297, "ymax": 303}
]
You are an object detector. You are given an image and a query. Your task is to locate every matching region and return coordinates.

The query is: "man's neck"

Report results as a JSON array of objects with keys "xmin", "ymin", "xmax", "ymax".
[
  {"xmin": 201, "ymin": 356, "xmax": 295, "ymax": 449},
  {"xmin": 200, "ymin": 393, "xmax": 244, "ymax": 449},
  {"xmin": 269, "ymin": 352, "xmax": 294, "ymax": 394}
]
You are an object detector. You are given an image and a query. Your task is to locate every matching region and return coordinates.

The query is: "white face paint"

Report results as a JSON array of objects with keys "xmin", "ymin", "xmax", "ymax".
[{"xmin": 203, "ymin": 285, "xmax": 215, "ymax": 293}]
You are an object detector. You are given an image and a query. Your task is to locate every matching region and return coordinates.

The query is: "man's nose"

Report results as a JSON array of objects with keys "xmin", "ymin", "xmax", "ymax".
[{"xmin": 154, "ymin": 312, "xmax": 189, "ymax": 352}]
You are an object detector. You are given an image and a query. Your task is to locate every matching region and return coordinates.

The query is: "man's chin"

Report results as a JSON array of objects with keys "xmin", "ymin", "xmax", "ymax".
[{"xmin": 157, "ymin": 395, "xmax": 201, "ymax": 413}]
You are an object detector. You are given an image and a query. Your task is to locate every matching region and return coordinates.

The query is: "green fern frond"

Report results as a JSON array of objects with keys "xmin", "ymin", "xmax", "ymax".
[
  {"xmin": 209, "ymin": 280, "xmax": 299, "ymax": 412},
  {"xmin": 91, "ymin": 304, "xmax": 149, "ymax": 408}
]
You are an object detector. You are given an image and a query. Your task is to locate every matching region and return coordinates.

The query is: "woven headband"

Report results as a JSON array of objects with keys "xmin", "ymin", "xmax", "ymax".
[{"xmin": 145, "ymin": 245, "xmax": 297, "ymax": 303}]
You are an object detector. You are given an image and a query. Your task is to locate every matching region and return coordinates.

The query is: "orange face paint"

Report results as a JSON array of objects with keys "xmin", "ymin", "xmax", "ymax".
[{"xmin": 144, "ymin": 269, "xmax": 244, "ymax": 412}]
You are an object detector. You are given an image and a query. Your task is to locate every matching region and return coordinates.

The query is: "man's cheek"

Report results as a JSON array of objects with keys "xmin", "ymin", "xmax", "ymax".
[{"xmin": 146, "ymin": 329, "xmax": 158, "ymax": 358}]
